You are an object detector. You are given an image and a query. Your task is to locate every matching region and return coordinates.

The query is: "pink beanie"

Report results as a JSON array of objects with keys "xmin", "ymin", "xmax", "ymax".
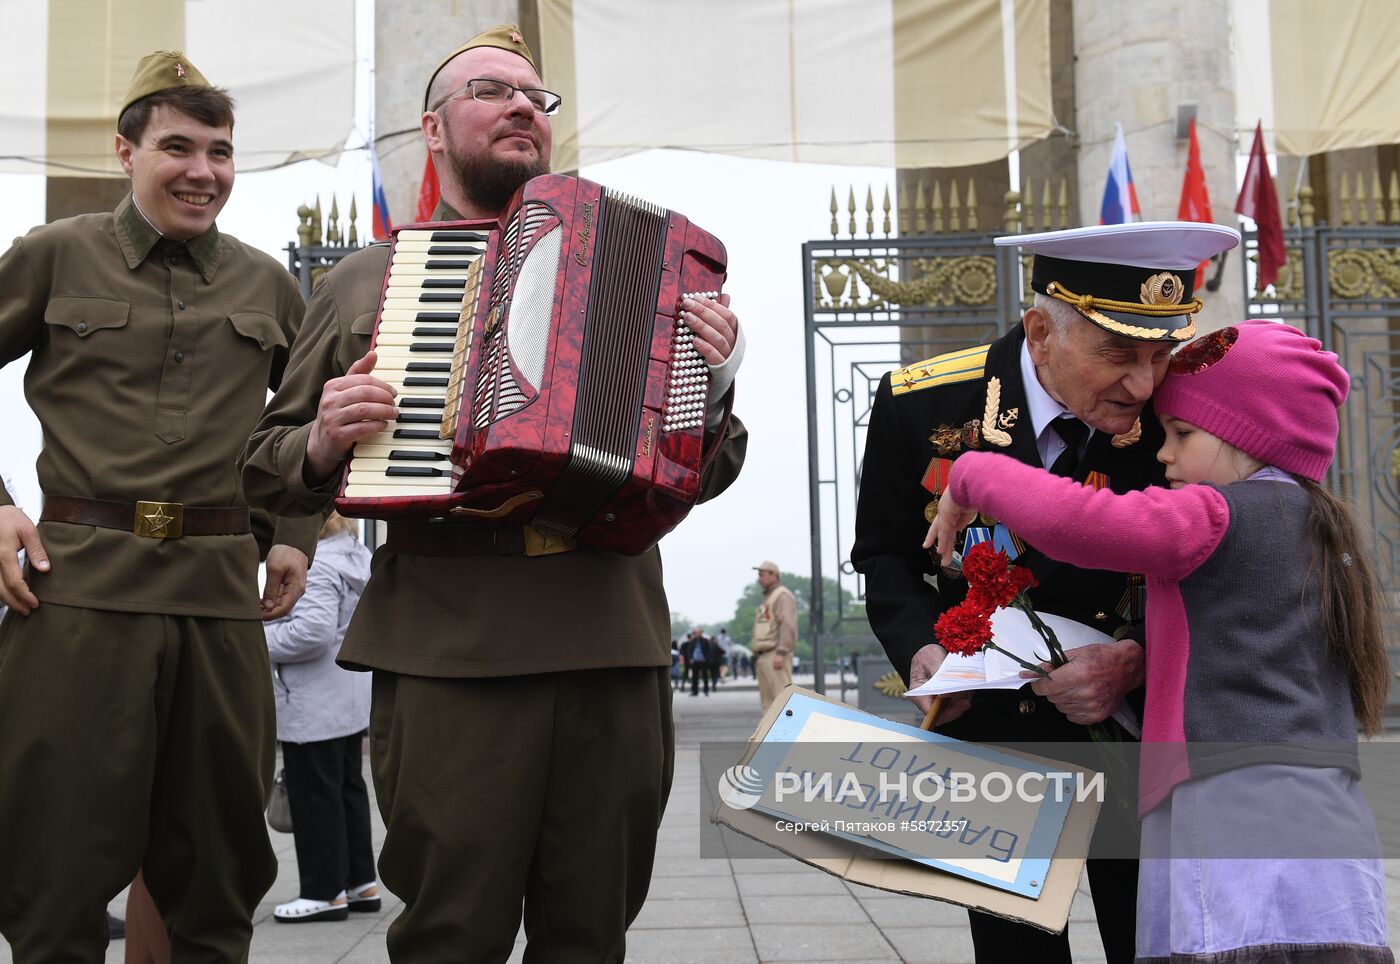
[{"xmin": 1154, "ymin": 320, "xmax": 1348, "ymax": 482}]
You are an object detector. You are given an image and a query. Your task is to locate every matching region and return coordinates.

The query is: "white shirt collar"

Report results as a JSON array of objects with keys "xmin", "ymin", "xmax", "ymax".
[
  {"xmin": 1019, "ymin": 339, "xmax": 1094, "ymax": 467},
  {"xmin": 1019, "ymin": 340, "xmax": 1070, "ymax": 438}
]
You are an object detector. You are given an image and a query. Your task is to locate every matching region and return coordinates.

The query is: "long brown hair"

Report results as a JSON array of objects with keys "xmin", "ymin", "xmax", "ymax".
[{"xmin": 1300, "ymin": 479, "xmax": 1389, "ymax": 735}]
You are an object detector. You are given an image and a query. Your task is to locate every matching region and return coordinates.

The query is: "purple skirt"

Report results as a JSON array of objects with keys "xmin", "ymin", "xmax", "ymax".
[{"xmin": 1135, "ymin": 765, "xmax": 1392, "ymax": 964}]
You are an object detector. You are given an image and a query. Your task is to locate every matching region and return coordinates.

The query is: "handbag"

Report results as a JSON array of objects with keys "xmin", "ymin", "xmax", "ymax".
[{"xmin": 266, "ymin": 767, "xmax": 293, "ymax": 833}]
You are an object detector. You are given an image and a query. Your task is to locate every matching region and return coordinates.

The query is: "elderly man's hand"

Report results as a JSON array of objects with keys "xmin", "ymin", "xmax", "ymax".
[
  {"xmin": 1024, "ymin": 639, "xmax": 1144, "ymax": 724},
  {"xmin": 681, "ymin": 293, "xmax": 738, "ymax": 365},
  {"xmin": 906, "ymin": 643, "xmax": 973, "ymax": 725}
]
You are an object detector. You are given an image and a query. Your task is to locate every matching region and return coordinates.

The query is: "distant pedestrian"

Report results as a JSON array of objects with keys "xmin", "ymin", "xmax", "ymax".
[
  {"xmin": 686, "ymin": 629, "xmax": 715, "ymax": 697},
  {"xmin": 750, "ymin": 562, "xmax": 797, "ymax": 710},
  {"xmin": 714, "ymin": 627, "xmax": 734, "ymax": 679},
  {"xmin": 266, "ymin": 515, "xmax": 379, "ymax": 923}
]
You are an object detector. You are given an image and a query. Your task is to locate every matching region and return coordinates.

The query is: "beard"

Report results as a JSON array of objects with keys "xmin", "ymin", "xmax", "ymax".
[{"xmin": 444, "ymin": 118, "xmax": 550, "ymax": 215}]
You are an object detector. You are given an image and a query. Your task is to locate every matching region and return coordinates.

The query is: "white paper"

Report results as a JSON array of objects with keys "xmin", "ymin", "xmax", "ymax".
[{"xmin": 907, "ymin": 608, "xmax": 1141, "ymax": 737}]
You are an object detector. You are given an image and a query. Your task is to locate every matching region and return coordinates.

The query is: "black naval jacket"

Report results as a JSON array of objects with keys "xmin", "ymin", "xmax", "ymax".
[{"xmin": 851, "ymin": 325, "xmax": 1166, "ymax": 742}]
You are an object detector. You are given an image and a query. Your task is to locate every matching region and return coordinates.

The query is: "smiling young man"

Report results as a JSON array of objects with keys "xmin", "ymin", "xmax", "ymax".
[
  {"xmin": 0, "ymin": 51, "xmax": 315, "ymax": 961},
  {"xmin": 239, "ymin": 25, "xmax": 746, "ymax": 963},
  {"xmin": 851, "ymin": 222, "xmax": 1239, "ymax": 964}
]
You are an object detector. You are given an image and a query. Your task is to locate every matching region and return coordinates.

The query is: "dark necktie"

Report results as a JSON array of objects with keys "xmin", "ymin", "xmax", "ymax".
[{"xmin": 1048, "ymin": 417, "xmax": 1088, "ymax": 478}]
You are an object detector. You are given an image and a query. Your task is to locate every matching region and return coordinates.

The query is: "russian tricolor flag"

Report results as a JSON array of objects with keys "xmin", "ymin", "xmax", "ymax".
[
  {"xmin": 371, "ymin": 146, "xmax": 392, "ymax": 241},
  {"xmin": 1099, "ymin": 123, "xmax": 1141, "ymax": 225}
]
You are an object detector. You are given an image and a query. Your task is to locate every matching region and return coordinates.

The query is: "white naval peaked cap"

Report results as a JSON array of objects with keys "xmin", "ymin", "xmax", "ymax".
[
  {"xmin": 993, "ymin": 221, "xmax": 1240, "ymax": 269},
  {"xmin": 994, "ymin": 221, "xmax": 1242, "ymax": 342}
]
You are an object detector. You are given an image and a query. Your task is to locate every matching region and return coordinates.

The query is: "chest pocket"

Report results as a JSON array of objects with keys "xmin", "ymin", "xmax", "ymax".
[
  {"xmin": 44, "ymin": 297, "xmax": 130, "ymax": 338},
  {"xmin": 228, "ymin": 311, "xmax": 288, "ymax": 352}
]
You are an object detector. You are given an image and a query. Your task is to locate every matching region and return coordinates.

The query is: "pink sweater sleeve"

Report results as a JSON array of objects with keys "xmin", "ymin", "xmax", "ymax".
[{"xmin": 947, "ymin": 452, "xmax": 1229, "ymax": 581}]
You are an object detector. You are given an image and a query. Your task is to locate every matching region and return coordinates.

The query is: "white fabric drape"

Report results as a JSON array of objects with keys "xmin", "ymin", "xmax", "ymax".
[
  {"xmin": 0, "ymin": 0, "xmax": 354, "ymax": 176},
  {"xmin": 539, "ymin": 0, "xmax": 1054, "ymax": 172}
]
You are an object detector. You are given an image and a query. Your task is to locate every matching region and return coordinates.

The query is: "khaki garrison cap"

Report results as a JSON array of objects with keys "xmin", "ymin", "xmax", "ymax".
[
  {"xmin": 120, "ymin": 50, "xmax": 213, "ymax": 119},
  {"xmin": 753, "ymin": 561, "xmax": 780, "ymax": 574},
  {"xmin": 424, "ymin": 24, "xmax": 537, "ymax": 112}
]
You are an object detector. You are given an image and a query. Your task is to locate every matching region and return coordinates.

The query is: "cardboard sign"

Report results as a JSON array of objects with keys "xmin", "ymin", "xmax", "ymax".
[{"xmin": 711, "ymin": 686, "xmax": 1100, "ymax": 933}]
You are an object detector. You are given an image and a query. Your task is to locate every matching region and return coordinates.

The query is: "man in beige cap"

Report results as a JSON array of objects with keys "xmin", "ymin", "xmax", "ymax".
[
  {"xmin": 240, "ymin": 24, "xmax": 747, "ymax": 963},
  {"xmin": 0, "ymin": 50, "xmax": 315, "ymax": 960},
  {"xmin": 751, "ymin": 561, "xmax": 797, "ymax": 708}
]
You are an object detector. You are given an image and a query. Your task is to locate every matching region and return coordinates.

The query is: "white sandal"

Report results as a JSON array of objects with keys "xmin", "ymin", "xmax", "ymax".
[
  {"xmin": 346, "ymin": 881, "xmax": 381, "ymax": 913},
  {"xmin": 273, "ymin": 893, "xmax": 349, "ymax": 923}
]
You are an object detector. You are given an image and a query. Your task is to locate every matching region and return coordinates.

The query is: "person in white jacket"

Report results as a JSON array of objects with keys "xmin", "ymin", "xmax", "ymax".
[{"xmin": 265, "ymin": 513, "xmax": 377, "ymax": 923}]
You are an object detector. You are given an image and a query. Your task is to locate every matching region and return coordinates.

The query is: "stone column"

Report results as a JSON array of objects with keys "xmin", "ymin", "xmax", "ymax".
[
  {"xmin": 1073, "ymin": 0, "xmax": 1243, "ymax": 331},
  {"xmin": 374, "ymin": 0, "xmax": 523, "ymax": 226}
]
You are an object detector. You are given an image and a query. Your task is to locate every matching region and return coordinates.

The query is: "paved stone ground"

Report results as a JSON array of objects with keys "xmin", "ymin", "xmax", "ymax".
[{"xmin": 3, "ymin": 679, "xmax": 1397, "ymax": 962}]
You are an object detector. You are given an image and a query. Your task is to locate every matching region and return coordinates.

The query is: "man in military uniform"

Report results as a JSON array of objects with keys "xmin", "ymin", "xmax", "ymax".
[
  {"xmin": 0, "ymin": 52, "xmax": 316, "ymax": 962},
  {"xmin": 239, "ymin": 26, "xmax": 747, "ymax": 962},
  {"xmin": 750, "ymin": 560, "xmax": 796, "ymax": 709},
  {"xmin": 851, "ymin": 223, "xmax": 1239, "ymax": 964}
]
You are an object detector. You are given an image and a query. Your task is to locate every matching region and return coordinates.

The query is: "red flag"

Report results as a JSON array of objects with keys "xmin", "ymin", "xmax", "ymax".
[
  {"xmin": 1235, "ymin": 122, "xmax": 1285, "ymax": 293},
  {"xmin": 1176, "ymin": 118, "xmax": 1214, "ymax": 288},
  {"xmin": 416, "ymin": 153, "xmax": 441, "ymax": 222}
]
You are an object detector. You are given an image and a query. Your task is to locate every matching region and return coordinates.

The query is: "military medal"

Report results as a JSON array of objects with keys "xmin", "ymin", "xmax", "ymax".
[
  {"xmin": 920, "ymin": 456, "xmax": 953, "ymax": 521},
  {"xmin": 928, "ymin": 419, "xmax": 981, "ymax": 455}
]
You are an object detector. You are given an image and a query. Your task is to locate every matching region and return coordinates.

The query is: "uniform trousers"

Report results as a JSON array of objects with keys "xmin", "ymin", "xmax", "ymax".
[
  {"xmin": 369, "ymin": 666, "xmax": 674, "ymax": 964},
  {"xmin": 281, "ymin": 733, "xmax": 376, "ymax": 902},
  {"xmin": 0, "ymin": 604, "xmax": 276, "ymax": 964},
  {"xmin": 754, "ymin": 650, "xmax": 791, "ymax": 709}
]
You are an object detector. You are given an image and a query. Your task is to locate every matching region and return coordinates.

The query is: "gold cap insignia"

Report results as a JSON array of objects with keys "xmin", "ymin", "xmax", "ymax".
[
  {"xmin": 174, "ymin": 62, "xmax": 186, "ymax": 78},
  {"xmin": 509, "ymin": 30, "xmax": 524, "ymax": 44},
  {"xmin": 1140, "ymin": 272, "xmax": 1184, "ymax": 307}
]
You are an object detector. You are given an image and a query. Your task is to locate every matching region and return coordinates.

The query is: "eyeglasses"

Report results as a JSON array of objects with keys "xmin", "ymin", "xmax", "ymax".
[{"xmin": 432, "ymin": 78, "xmax": 563, "ymax": 116}]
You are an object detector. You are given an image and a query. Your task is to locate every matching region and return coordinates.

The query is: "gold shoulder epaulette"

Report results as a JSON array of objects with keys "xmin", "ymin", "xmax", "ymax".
[{"xmin": 890, "ymin": 344, "xmax": 990, "ymax": 396}]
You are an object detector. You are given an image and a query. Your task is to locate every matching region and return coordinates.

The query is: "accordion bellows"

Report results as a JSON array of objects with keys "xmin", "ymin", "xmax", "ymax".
[{"xmin": 335, "ymin": 174, "xmax": 728, "ymax": 555}]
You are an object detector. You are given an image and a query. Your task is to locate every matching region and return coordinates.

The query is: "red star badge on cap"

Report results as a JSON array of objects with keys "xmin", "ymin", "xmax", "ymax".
[
  {"xmin": 509, "ymin": 31, "xmax": 524, "ymax": 44},
  {"xmin": 175, "ymin": 63, "xmax": 186, "ymax": 78}
]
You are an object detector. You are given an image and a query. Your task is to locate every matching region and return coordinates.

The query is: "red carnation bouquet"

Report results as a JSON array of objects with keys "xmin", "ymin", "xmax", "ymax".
[
  {"xmin": 934, "ymin": 542, "xmax": 1061, "ymax": 674},
  {"xmin": 934, "ymin": 542, "xmax": 1121, "ymax": 741}
]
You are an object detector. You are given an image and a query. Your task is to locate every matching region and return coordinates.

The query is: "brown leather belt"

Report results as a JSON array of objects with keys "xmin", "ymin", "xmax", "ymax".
[
  {"xmin": 386, "ymin": 522, "xmax": 528, "ymax": 556},
  {"xmin": 41, "ymin": 496, "xmax": 250, "ymax": 539}
]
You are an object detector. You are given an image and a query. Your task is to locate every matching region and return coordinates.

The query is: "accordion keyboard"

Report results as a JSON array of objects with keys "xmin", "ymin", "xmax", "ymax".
[{"xmin": 342, "ymin": 229, "xmax": 487, "ymax": 498}]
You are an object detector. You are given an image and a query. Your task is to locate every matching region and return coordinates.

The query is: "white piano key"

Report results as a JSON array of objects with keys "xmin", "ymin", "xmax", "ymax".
[
  {"xmin": 344, "ymin": 482, "xmax": 455, "ymax": 497},
  {"xmin": 347, "ymin": 471, "xmax": 456, "ymax": 487}
]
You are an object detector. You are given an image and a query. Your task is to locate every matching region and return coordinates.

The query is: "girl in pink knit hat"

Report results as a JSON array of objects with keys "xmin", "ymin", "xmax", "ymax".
[{"xmin": 927, "ymin": 320, "xmax": 1392, "ymax": 964}]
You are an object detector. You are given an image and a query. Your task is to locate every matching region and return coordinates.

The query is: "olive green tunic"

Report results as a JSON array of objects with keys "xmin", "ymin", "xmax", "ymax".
[
  {"xmin": 0, "ymin": 196, "xmax": 315, "ymax": 962},
  {"xmin": 0, "ymin": 194, "xmax": 320, "ymax": 615}
]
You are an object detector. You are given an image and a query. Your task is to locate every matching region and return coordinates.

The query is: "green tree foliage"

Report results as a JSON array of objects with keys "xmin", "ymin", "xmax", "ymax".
[{"xmin": 729, "ymin": 572, "xmax": 881, "ymax": 661}]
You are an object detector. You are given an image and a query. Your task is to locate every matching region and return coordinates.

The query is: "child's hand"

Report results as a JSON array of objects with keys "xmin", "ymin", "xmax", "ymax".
[{"xmin": 923, "ymin": 493, "xmax": 977, "ymax": 566}]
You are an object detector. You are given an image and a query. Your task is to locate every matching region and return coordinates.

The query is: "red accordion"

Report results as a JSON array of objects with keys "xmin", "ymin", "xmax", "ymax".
[{"xmin": 334, "ymin": 174, "xmax": 728, "ymax": 554}]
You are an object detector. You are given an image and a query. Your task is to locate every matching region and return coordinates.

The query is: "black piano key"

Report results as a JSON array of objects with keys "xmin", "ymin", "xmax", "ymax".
[
  {"xmin": 411, "ymin": 326, "xmax": 458, "ymax": 337},
  {"xmin": 414, "ymin": 312, "xmax": 459, "ymax": 322},
  {"xmin": 392, "ymin": 428, "xmax": 439, "ymax": 439},
  {"xmin": 403, "ymin": 376, "xmax": 449, "ymax": 387},
  {"xmin": 395, "ymin": 412, "xmax": 441, "ymax": 424},
  {"xmin": 422, "ymin": 278, "xmax": 466, "ymax": 288},
  {"xmin": 410, "ymin": 343, "xmax": 455, "ymax": 352},
  {"xmin": 424, "ymin": 260, "xmax": 477, "ymax": 270},
  {"xmin": 406, "ymin": 361, "xmax": 452, "ymax": 372},
  {"xmin": 427, "ymin": 245, "xmax": 483, "ymax": 256},
  {"xmin": 400, "ymin": 397, "xmax": 446, "ymax": 409},
  {"xmin": 389, "ymin": 449, "xmax": 447, "ymax": 461},
  {"xmin": 430, "ymin": 231, "xmax": 489, "ymax": 242},
  {"xmin": 386, "ymin": 465, "xmax": 449, "ymax": 477},
  {"xmin": 419, "ymin": 292, "xmax": 465, "ymax": 303}
]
